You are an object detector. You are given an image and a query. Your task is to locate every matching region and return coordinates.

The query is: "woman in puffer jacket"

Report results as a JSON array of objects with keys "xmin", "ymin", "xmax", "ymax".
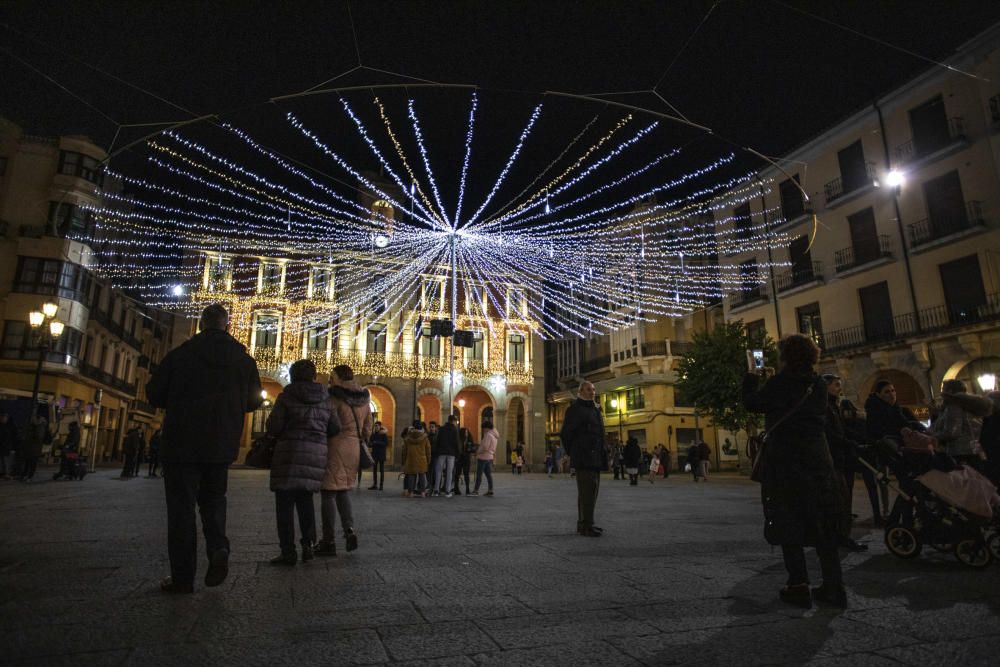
[
  {"xmin": 401, "ymin": 420, "xmax": 431, "ymax": 497},
  {"xmin": 931, "ymin": 379, "xmax": 993, "ymax": 466},
  {"xmin": 266, "ymin": 360, "xmax": 340, "ymax": 565}
]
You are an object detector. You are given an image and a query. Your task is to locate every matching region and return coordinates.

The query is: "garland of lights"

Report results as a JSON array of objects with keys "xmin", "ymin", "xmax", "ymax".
[{"xmin": 85, "ymin": 91, "xmax": 800, "ymax": 346}]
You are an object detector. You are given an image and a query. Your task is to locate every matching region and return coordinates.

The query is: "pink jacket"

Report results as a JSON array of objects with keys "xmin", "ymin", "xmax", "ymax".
[{"xmin": 478, "ymin": 428, "xmax": 498, "ymax": 461}]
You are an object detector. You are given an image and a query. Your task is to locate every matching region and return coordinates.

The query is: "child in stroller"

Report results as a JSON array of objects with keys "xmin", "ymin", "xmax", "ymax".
[{"xmin": 857, "ymin": 430, "xmax": 1000, "ymax": 568}]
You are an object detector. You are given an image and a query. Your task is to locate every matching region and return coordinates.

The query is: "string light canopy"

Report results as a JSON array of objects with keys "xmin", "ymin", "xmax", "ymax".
[{"xmin": 82, "ymin": 90, "xmax": 798, "ymax": 342}]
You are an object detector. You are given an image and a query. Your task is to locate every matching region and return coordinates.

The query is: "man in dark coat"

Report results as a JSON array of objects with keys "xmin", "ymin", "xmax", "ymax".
[
  {"xmin": 822, "ymin": 375, "xmax": 867, "ymax": 552},
  {"xmin": 0, "ymin": 413, "xmax": 19, "ymax": 479},
  {"xmin": 560, "ymin": 381, "xmax": 607, "ymax": 536},
  {"xmin": 120, "ymin": 427, "xmax": 141, "ymax": 479},
  {"xmin": 146, "ymin": 304, "xmax": 262, "ymax": 594},
  {"xmin": 686, "ymin": 443, "xmax": 701, "ymax": 481},
  {"xmin": 433, "ymin": 415, "xmax": 460, "ymax": 497},
  {"xmin": 622, "ymin": 438, "xmax": 641, "ymax": 485},
  {"xmin": 367, "ymin": 421, "xmax": 389, "ymax": 490}
]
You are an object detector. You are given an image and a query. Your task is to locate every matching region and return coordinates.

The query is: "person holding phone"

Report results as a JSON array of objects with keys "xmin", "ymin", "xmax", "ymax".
[{"xmin": 742, "ymin": 335, "xmax": 845, "ymax": 608}]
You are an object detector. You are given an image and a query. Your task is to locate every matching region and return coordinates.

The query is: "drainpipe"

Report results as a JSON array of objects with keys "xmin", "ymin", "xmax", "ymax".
[
  {"xmin": 873, "ymin": 101, "xmax": 921, "ymax": 333},
  {"xmin": 754, "ymin": 174, "xmax": 782, "ymax": 338}
]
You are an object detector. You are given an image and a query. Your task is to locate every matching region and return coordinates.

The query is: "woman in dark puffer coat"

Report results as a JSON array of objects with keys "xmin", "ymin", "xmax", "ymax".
[
  {"xmin": 743, "ymin": 334, "xmax": 846, "ymax": 609},
  {"xmin": 266, "ymin": 360, "xmax": 340, "ymax": 565}
]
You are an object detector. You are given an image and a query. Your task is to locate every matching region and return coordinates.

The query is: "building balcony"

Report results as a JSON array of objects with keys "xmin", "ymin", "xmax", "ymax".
[
  {"xmin": 907, "ymin": 201, "xmax": 985, "ymax": 247},
  {"xmin": 823, "ymin": 161, "xmax": 878, "ymax": 207},
  {"xmin": 834, "ymin": 235, "xmax": 892, "ymax": 273},
  {"xmin": 579, "ymin": 354, "xmax": 611, "ymax": 374},
  {"xmin": 727, "ymin": 285, "xmax": 769, "ymax": 311},
  {"xmin": 132, "ymin": 400, "xmax": 157, "ymax": 415},
  {"xmin": 640, "ymin": 340, "xmax": 690, "ymax": 357},
  {"xmin": 775, "ymin": 261, "xmax": 823, "ymax": 293},
  {"xmin": 79, "ymin": 361, "xmax": 137, "ymax": 396},
  {"xmin": 894, "ymin": 117, "xmax": 967, "ymax": 164},
  {"xmin": 820, "ymin": 292, "xmax": 1000, "ymax": 355}
]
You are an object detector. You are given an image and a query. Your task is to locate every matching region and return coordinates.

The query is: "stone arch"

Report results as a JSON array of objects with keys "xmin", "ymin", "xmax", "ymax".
[
  {"xmin": 366, "ymin": 384, "xmax": 397, "ymax": 464},
  {"xmin": 454, "ymin": 386, "xmax": 495, "ymax": 443},
  {"xmin": 504, "ymin": 390, "xmax": 531, "ymax": 411},
  {"xmin": 857, "ymin": 368, "xmax": 926, "ymax": 410},
  {"xmin": 943, "ymin": 356, "xmax": 1000, "ymax": 394}
]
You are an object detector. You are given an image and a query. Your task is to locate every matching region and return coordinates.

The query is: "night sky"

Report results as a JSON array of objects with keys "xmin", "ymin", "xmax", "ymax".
[{"xmin": 4, "ymin": 1, "xmax": 1000, "ymax": 212}]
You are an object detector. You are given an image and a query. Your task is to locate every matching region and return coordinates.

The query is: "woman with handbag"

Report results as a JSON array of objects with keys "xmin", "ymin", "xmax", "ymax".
[
  {"xmin": 316, "ymin": 365, "xmax": 372, "ymax": 556},
  {"xmin": 742, "ymin": 334, "xmax": 845, "ymax": 608}
]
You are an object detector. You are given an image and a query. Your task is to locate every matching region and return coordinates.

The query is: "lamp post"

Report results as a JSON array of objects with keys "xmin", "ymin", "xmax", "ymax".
[
  {"xmin": 610, "ymin": 395, "xmax": 624, "ymax": 445},
  {"xmin": 457, "ymin": 397, "xmax": 466, "ymax": 427},
  {"xmin": 28, "ymin": 301, "xmax": 64, "ymax": 410},
  {"xmin": 978, "ymin": 373, "xmax": 997, "ymax": 393}
]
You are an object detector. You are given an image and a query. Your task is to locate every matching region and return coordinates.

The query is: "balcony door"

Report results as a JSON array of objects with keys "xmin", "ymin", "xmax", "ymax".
[
  {"xmin": 789, "ymin": 235, "xmax": 813, "ymax": 282},
  {"xmin": 837, "ymin": 140, "xmax": 868, "ymax": 193},
  {"xmin": 909, "ymin": 96, "xmax": 950, "ymax": 156},
  {"xmin": 923, "ymin": 171, "xmax": 966, "ymax": 237},
  {"xmin": 939, "ymin": 254, "xmax": 986, "ymax": 324},
  {"xmin": 847, "ymin": 207, "xmax": 879, "ymax": 264},
  {"xmin": 859, "ymin": 282, "xmax": 894, "ymax": 342}
]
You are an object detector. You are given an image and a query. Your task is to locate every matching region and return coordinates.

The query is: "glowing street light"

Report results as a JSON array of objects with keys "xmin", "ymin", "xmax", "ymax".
[
  {"xmin": 978, "ymin": 373, "xmax": 997, "ymax": 392},
  {"xmin": 172, "ymin": 285, "xmax": 185, "ymax": 297},
  {"xmin": 886, "ymin": 169, "xmax": 906, "ymax": 188}
]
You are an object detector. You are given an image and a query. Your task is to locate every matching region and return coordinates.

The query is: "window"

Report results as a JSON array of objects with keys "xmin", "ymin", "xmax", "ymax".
[
  {"xmin": 603, "ymin": 394, "xmax": 619, "ymax": 415},
  {"xmin": 253, "ymin": 313, "xmax": 279, "ymax": 349},
  {"xmin": 733, "ymin": 202, "xmax": 752, "ymax": 240},
  {"xmin": 739, "ymin": 259, "xmax": 758, "ymax": 298},
  {"xmin": 467, "ymin": 331, "xmax": 484, "ymax": 363},
  {"xmin": 13, "ymin": 257, "xmax": 91, "ymax": 302},
  {"xmin": 420, "ymin": 334, "xmax": 441, "ymax": 357},
  {"xmin": 466, "ymin": 284, "xmax": 485, "ymax": 315},
  {"xmin": 796, "ymin": 302, "xmax": 823, "ymax": 346},
  {"xmin": 206, "ymin": 256, "xmax": 231, "ymax": 292},
  {"xmin": 922, "ymin": 170, "xmax": 968, "ymax": 240},
  {"xmin": 305, "ymin": 326, "xmax": 328, "ymax": 352},
  {"xmin": 508, "ymin": 333, "xmax": 525, "ymax": 364},
  {"xmin": 123, "ymin": 358, "xmax": 132, "ymax": 382},
  {"xmin": 310, "ymin": 267, "xmax": 333, "ymax": 300},
  {"xmin": 779, "ymin": 175, "xmax": 804, "ymax": 221},
  {"xmin": 837, "ymin": 141, "xmax": 869, "ymax": 193},
  {"xmin": 260, "ymin": 262, "xmax": 283, "ymax": 294},
  {"xmin": 745, "ymin": 319, "xmax": 766, "ymax": 345},
  {"xmin": 0, "ymin": 321, "xmax": 29, "ymax": 359},
  {"xmin": 367, "ymin": 324, "xmax": 387, "ymax": 354},
  {"xmin": 508, "ymin": 289, "xmax": 526, "ymax": 318},
  {"xmin": 908, "ymin": 96, "xmax": 951, "ymax": 157},
  {"xmin": 939, "ymin": 254, "xmax": 986, "ymax": 325},
  {"xmin": 626, "ymin": 386, "xmax": 645, "ymax": 410},
  {"xmin": 58, "ymin": 150, "xmax": 103, "ymax": 185},
  {"xmin": 48, "ymin": 202, "xmax": 94, "ymax": 237},
  {"xmin": 847, "ymin": 207, "xmax": 881, "ymax": 265}
]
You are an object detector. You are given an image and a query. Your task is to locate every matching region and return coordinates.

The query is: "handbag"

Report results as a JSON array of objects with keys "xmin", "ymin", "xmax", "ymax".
[
  {"xmin": 349, "ymin": 407, "xmax": 374, "ymax": 470},
  {"xmin": 245, "ymin": 436, "xmax": 275, "ymax": 469},
  {"xmin": 749, "ymin": 384, "xmax": 814, "ymax": 483}
]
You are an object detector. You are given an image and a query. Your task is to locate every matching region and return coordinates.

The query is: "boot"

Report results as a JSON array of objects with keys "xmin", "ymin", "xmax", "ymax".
[
  {"xmin": 300, "ymin": 541, "xmax": 314, "ymax": 562},
  {"xmin": 345, "ymin": 528, "xmax": 358, "ymax": 552},
  {"xmin": 314, "ymin": 540, "xmax": 337, "ymax": 557},
  {"xmin": 270, "ymin": 549, "xmax": 297, "ymax": 566}
]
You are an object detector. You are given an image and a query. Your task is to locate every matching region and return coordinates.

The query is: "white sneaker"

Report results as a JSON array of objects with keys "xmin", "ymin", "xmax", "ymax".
[{"xmin": 445, "ymin": 492, "xmax": 454, "ymax": 498}]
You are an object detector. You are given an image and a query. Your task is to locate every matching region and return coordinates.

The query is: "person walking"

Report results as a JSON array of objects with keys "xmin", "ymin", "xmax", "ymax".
[
  {"xmin": 560, "ymin": 381, "xmax": 606, "ymax": 536},
  {"xmin": 120, "ymin": 427, "xmax": 140, "ymax": 479},
  {"xmin": 133, "ymin": 426, "xmax": 148, "ymax": 478},
  {"xmin": 367, "ymin": 421, "xmax": 388, "ymax": 490},
  {"xmin": 266, "ymin": 359, "xmax": 339, "ymax": 565},
  {"xmin": 472, "ymin": 420, "xmax": 498, "ymax": 496},
  {"xmin": 433, "ymin": 415, "xmax": 460, "ymax": 497},
  {"xmin": 743, "ymin": 334, "xmax": 845, "ymax": 608},
  {"xmin": 19, "ymin": 415, "xmax": 48, "ymax": 483},
  {"xmin": 686, "ymin": 443, "xmax": 701, "ymax": 481},
  {"xmin": 554, "ymin": 443, "xmax": 565, "ymax": 475},
  {"xmin": 147, "ymin": 428, "xmax": 162, "ymax": 478},
  {"xmin": 453, "ymin": 427, "xmax": 473, "ymax": 495},
  {"xmin": 146, "ymin": 303, "xmax": 263, "ymax": 594},
  {"xmin": 697, "ymin": 440, "xmax": 711, "ymax": 480},
  {"xmin": 545, "ymin": 450, "xmax": 554, "ymax": 477},
  {"xmin": 426, "ymin": 421, "xmax": 440, "ymax": 492},
  {"xmin": 316, "ymin": 365, "xmax": 371, "ymax": 556},
  {"xmin": 0, "ymin": 413, "xmax": 19, "ymax": 479},
  {"xmin": 401, "ymin": 420, "xmax": 431, "ymax": 497},
  {"xmin": 659, "ymin": 444, "xmax": 671, "ymax": 478},
  {"xmin": 622, "ymin": 437, "xmax": 641, "ymax": 485}
]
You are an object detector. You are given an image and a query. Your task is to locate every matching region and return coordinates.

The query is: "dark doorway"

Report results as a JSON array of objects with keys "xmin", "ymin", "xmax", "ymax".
[
  {"xmin": 939, "ymin": 254, "xmax": 986, "ymax": 325},
  {"xmin": 909, "ymin": 96, "xmax": 951, "ymax": 157},
  {"xmin": 779, "ymin": 175, "xmax": 804, "ymax": 221},
  {"xmin": 837, "ymin": 141, "xmax": 868, "ymax": 193},
  {"xmin": 859, "ymin": 282, "xmax": 894, "ymax": 342},
  {"xmin": 847, "ymin": 207, "xmax": 880, "ymax": 264},
  {"xmin": 923, "ymin": 171, "xmax": 967, "ymax": 237}
]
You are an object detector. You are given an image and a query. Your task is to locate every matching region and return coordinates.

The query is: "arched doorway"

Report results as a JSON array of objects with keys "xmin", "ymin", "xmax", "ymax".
[
  {"xmin": 948, "ymin": 357, "xmax": 1000, "ymax": 395},
  {"xmin": 454, "ymin": 386, "xmax": 494, "ymax": 444},
  {"xmin": 417, "ymin": 393, "xmax": 442, "ymax": 429},
  {"xmin": 859, "ymin": 369, "xmax": 927, "ymax": 420},
  {"xmin": 367, "ymin": 384, "xmax": 396, "ymax": 464}
]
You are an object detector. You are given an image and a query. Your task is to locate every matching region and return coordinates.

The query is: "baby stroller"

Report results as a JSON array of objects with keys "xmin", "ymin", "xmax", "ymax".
[
  {"xmin": 857, "ymin": 437, "xmax": 999, "ymax": 568},
  {"xmin": 53, "ymin": 452, "xmax": 87, "ymax": 481}
]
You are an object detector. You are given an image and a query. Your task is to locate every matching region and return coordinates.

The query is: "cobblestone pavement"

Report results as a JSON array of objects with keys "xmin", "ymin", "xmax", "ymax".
[{"xmin": 1, "ymin": 467, "xmax": 998, "ymax": 666}]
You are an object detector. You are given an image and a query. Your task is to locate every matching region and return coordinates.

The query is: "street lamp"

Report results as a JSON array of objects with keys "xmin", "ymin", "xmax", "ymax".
[
  {"xmin": 978, "ymin": 373, "xmax": 997, "ymax": 393},
  {"xmin": 610, "ymin": 396, "xmax": 624, "ymax": 445},
  {"xmin": 457, "ymin": 397, "xmax": 466, "ymax": 426},
  {"xmin": 27, "ymin": 301, "xmax": 64, "ymax": 410}
]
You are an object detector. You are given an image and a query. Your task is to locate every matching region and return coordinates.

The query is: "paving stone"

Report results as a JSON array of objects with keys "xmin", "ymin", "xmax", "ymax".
[
  {"xmin": 472, "ymin": 639, "xmax": 641, "ymax": 666},
  {"xmin": 379, "ymin": 621, "xmax": 499, "ymax": 661},
  {"xmin": 476, "ymin": 609, "xmax": 657, "ymax": 649},
  {"xmin": 877, "ymin": 634, "xmax": 1000, "ymax": 667}
]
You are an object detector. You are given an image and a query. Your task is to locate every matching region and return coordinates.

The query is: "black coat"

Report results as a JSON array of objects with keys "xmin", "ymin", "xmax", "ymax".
[
  {"xmin": 864, "ymin": 395, "xmax": 919, "ymax": 442},
  {"xmin": 436, "ymin": 423, "xmax": 461, "ymax": 457},
  {"xmin": 560, "ymin": 397, "xmax": 607, "ymax": 471},
  {"xmin": 622, "ymin": 441, "xmax": 642, "ymax": 468},
  {"xmin": 369, "ymin": 429, "xmax": 389, "ymax": 462},
  {"xmin": 267, "ymin": 381, "xmax": 339, "ymax": 492},
  {"xmin": 146, "ymin": 328, "xmax": 263, "ymax": 464},
  {"xmin": 824, "ymin": 395, "xmax": 855, "ymax": 471},
  {"xmin": 0, "ymin": 420, "xmax": 20, "ymax": 456},
  {"xmin": 743, "ymin": 371, "xmax": 839, "ymax": 548}
]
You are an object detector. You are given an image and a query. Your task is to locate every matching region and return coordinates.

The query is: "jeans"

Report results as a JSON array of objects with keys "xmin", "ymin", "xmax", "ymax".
[
  {"xmin": 405, "ymin": 473, "xmax": 427, "ymax": 494},
  {"xmin": 698, "ymin": 460, "xmax": 709, "ymax": 479},
  {"xmin": 370, "ymin": 460, "xmax": 385, "ymax": 488},
  {"xmin": 474, "ymin": 460, "xmax": 494, "ymax": 492},
  {"xmin": 781, "ymin": 544, "xmax": 842, "ymax": 587},
  {"xmin": 576, "ymin": 468, "xmax": 600, "ymax": 529},
  {"xmin": 275, "ymin": 490, "xmax": 316, "ymax": 551},
  {"xmin": 162, "ymin": 462, "xmax": 230, "ymax": 586},
  {"xmin": 320, "ymin": 490, "xmax": 353, "ymax": 542},
  {"xmin": 434, "ymin": 455, "xmax": 455, "ymax": 493}
]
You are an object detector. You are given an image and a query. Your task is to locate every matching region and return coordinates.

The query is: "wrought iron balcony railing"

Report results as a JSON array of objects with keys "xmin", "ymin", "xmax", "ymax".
[
  {"xmin": 834, "ymin": 234, "xmax": 892, "ymax": 273},
  {"xmin": 824, "ymin": 161, "xmax": 877, "ymax": 205},
  {"xmin": 775, "ymin": 261, "xmax": 823, "ymax": 293},
  {"xmin": 894, "ymin": 117, "xmax": 966, "ymax": 163},
  {"xmin": 908, "ymin": 200, "xmax": 985, "ymax": 247},
  {"xmin": 728, "ymin": 285, "xmax": 769, "ymax": 309}
]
